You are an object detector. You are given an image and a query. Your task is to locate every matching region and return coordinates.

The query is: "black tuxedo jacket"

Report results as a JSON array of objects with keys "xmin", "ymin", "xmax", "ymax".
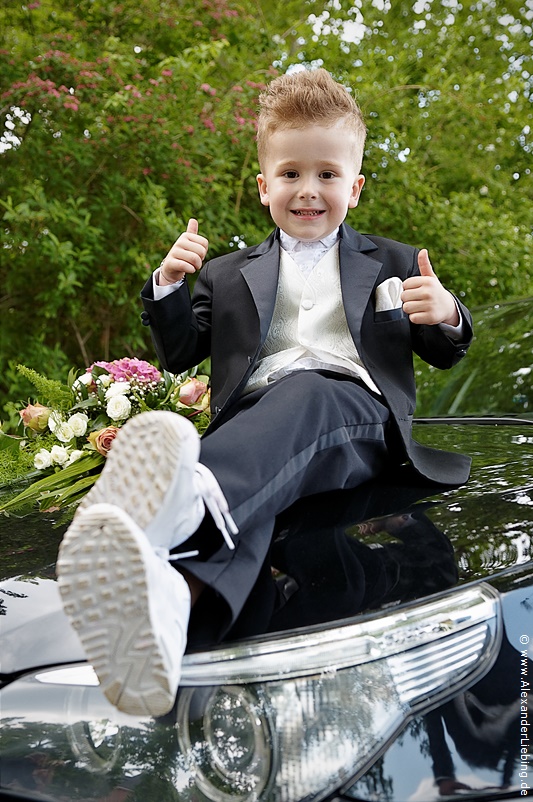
[{"xmin": 141, "ymin": 224, "xmax": 474, "ymax": 485}]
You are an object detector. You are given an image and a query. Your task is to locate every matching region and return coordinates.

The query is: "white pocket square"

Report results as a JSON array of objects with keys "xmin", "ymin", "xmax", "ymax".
[{"xmin": 375, "ymin": 277, "xmax": 404, "ymax": 312}]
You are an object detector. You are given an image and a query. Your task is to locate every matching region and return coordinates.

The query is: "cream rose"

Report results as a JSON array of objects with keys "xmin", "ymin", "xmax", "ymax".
[
  {"xmin": 47, "ymin": 411, "xmax": 63, "ymax": 433},
  {"xmin": 68, "ymin": 412, "xmax": 89, "ymax": 437},
  {"xmin": 105, "ymin": 381, "xmax": 131, "ymax": 399},
  {"xmin": 34, "ymin": 448, "xmax": 52, "ymax": 470},
  {"xmin": 68, "ymin": 449, "xmax": 84, "ymax": 464},
  {"xmin": 54, "ymin": 421, "xmax": 75, "ymax": 443},
  {"xmin": 106, "ymin": 394, "xmax": 132, "ymax": 421},
  {"xmin": 50, "ymin": 445, "xmax": 70, "ymax": 465}
]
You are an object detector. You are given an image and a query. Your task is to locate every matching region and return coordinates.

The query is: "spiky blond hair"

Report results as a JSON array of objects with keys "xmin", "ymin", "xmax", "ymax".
[{"xmin": 257, "ymin": 68, "xmax": 366, "ymax": 171}]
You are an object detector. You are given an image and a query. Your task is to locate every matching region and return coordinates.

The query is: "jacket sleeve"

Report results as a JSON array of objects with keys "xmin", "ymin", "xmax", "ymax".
[
  {"xmin": 410, "ymin": 296, "xmax": 473, "ymax": 370},
  {"xmin": 140, "ymin": 267, "xmax": 213, "ymax": 373},
  {"xmin": 406, "ymin": 248, "xmax": 474, "ymax": 370}
]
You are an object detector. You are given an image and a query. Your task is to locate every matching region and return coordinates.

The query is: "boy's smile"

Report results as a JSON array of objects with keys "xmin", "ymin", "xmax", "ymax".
[{"xmin": 256, "ymin": 122, "xmax": 365, "ymax": 241}]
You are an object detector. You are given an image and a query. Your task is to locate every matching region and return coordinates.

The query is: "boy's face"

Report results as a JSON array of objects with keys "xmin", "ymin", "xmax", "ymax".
[{"xmin": 256, "ymin": 122, "xmax": 365, "ymax": 241}]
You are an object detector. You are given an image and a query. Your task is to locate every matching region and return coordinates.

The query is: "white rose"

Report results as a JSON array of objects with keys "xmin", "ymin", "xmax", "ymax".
[
  {"xmin": 68, "ymin": 449, "xmax": 84, "ymax": 464},
  {"xmin": 34, "ymin": 448, "xmax": 52, "ymax": 470},
  {"xmin": 47, "ymin": 411, "xmax": 63, "ymax": 433},
  {"xmin": 68, "ymin": 412, "xmax": 89, "ymax": 437},
  {"xmin": 55, "ymin": 421, "xmax": 75, "ymax": 443},
  {"xmin": 50, "ymin": 445, "xmax": 70, "ymax": 465},
  {"xmin": 97, "ymin": 373, "xmax": 113, "ymax": 388},
  {"xmin": 106, "ymin": 394, "xmax": 132, "ymax": 420},
  {"xmin": 105, "ymin": 381, "xmax": 131, "ymax": 399},
  {"xmin": 74, "ymin": 373, "xmax": 93, "ymax": 388}
]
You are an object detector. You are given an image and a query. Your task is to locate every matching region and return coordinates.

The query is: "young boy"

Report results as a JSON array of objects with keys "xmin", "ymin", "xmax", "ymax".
[{"xmin": 57, "ymin": 68, "xmax": 473, "ymax": 719}]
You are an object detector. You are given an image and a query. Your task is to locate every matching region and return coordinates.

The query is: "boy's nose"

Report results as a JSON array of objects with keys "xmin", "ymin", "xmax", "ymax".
[{"xmin": 298, "ymin": 181, "xmax": 318, "ymax": 199}]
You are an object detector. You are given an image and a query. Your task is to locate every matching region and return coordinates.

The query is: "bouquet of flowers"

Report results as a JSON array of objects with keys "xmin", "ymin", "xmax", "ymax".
[{"xmin": 0, "ymin": 359, "xmax": 210, "ymax": 513}]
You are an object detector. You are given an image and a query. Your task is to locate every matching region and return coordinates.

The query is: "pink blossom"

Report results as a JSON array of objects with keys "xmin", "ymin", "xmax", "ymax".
[
  {"xmin": 179, "ymin": 377, "xmax": 207, "ymax": 406},
  {"xmin": 88, "ymin": 426, "xmax": 120, "ymax": 456},
  {"xmin": 113, "ymin": 359, "xmax": 160, "ymax": 383},
  {"xmin": 200, "ymin": 83, "xmax": 216, "ymax": 96},
  {"xmin": 162, "ymin": 69, "xmax": 173, "ymax": 76},
  {"xmin": 19, "ymin": 402, "xmax": 50, "ymax": 432},
  {"xmin": 203, "ymin": 117, "xmax": 216, "ymax": 132}
]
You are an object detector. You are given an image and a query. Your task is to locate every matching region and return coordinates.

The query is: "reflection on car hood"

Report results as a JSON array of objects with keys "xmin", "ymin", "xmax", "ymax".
[{"xmin": 1, "ymin": 420, "xmax": 532, "ymax": 675}]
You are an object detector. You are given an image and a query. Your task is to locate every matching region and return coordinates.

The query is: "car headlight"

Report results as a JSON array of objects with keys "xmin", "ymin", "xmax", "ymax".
[{"xmin": 0, "ymin": 583, "xmax": 501, "ymax": 802}]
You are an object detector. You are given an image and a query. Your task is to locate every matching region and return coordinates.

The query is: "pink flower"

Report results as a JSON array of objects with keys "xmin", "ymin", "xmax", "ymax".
[
  {"xmin": 19, "ymin": 402, "xmax": 50, "ymax": 432},
  {"xmin": 88, "ymin": 426, "xmax": 120, "ymax": 456},
  {"xmin": 179, "ymin": 377, "xmax": 207, "ymax": 406},
  {"xmin": 97, "ymin": 358, "xmax": 161, "ymax": 384},
  {"xmin": 162, "ymin": 69, "xmax": 173, "ymax": 77}
]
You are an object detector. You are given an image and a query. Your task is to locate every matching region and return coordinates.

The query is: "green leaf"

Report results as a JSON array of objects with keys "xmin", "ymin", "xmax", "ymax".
[{"xmin": 0, "ymin": 452, "xmax": 104, "ymax": 513}]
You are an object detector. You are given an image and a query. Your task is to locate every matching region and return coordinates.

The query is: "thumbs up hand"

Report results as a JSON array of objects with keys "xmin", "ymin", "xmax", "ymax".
[
  {"xmin": 158, "ymin": 218, "xmax": 209, "ymax": 285},
  {"xmin": 401, "ymin": 249, "xmax": 459, "ymax": 326}
]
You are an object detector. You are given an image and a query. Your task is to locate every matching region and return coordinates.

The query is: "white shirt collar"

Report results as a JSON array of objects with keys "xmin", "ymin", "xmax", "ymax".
[{"xmin": 279, "ymin": 228, "xmax": 339, "ymax": 253}]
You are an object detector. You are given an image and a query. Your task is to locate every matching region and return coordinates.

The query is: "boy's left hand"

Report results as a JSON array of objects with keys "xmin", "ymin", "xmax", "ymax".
[{"xmin": 401, "ymin": 249, "xmax": 460, "ymax": 326}]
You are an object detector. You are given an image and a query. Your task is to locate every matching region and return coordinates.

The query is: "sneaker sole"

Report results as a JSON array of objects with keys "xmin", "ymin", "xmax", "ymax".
[
  {"xmin": 57, "ymin": 504, "xmax": 182, "ymax": 717},
  {"xmin": 77, "ymin": 411, "xmax": 201, "ymax": 545}
]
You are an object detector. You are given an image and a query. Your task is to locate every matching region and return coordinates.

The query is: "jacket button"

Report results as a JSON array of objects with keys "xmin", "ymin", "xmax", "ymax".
[{"xmin": 140, "ymin": 311, "xmax": 150, "ymax": 327}]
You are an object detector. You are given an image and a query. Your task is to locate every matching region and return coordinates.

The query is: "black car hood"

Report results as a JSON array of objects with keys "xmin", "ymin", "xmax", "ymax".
[{"xmin": 1, "ymin": 420, "xmax": 533, "ymax": 676}]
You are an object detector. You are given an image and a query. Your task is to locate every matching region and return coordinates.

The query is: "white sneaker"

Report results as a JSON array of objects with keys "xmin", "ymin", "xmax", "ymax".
[
  {"xmin": 78, "ymin": 411, "xmax": 205, "ymax": 552},
  {"xmin": 57, "ymin": 503, "xmax": 191, "ymax": 717}
]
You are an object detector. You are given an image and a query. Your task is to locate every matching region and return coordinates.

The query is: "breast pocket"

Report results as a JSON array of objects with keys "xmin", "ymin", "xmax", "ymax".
[{"xmin": 374, "ymin": 307, "xmax": 407, "ymax": 323}]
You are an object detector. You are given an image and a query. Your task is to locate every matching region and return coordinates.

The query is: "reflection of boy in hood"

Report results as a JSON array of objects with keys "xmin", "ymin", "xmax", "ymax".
[
  {"xmin": 225, "ymin": 502, "xmax": 458, "ymax": 637},
  {"xmin": 426, "ymin": 631, "xmax": 532, "ymax": 793}
]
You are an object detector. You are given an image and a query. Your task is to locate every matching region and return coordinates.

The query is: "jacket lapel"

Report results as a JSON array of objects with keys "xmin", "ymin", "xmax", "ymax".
[
  {"xmin": 339, "ymin": 224, "xmax": 382, "ymax": 349},
  {"xmin": 240, "ymin": 231, "xmax": 281, "ymax": 344}
]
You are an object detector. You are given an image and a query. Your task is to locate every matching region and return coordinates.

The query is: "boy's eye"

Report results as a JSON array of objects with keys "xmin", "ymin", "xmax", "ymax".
[
  {"xmin": 320, "ymin": 171, "xmax": 336, "ymax": 179},
  {"xmin": 283, "ymin": 171, "xmax": 298, "ymax": 179}
]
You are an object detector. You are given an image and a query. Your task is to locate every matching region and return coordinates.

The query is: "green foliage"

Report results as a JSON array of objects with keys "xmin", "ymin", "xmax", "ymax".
[
  {"xmin": 1, "ymin": 0, "xmax": 532, "ymax": 412},
  {"xmin": 16, "ymin": 364, "xmax": 74, "ymax": 410},
  {"xmin": 415, "ymin": 298, "xmax": 533, "ymax": 418}
]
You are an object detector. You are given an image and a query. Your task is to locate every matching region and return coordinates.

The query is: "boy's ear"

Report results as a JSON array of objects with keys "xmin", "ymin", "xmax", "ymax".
[
  {"xmin": 257, "ymin": 174, "xmax": 270, "ymax": 206},
  {"xmin": 348, "ymin": 174, "xmax": 365, "ymax": 209}
]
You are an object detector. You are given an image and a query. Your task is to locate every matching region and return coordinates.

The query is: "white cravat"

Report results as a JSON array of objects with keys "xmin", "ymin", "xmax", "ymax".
[{"xmin": 279, "ymin": 228, "xmax": 339, "ymax": 277}]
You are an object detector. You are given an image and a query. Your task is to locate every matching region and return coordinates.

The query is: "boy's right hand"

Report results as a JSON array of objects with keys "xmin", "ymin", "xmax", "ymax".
[{"xmin": 158, "ymin": 219, "xmax": 209, "ymax": 285}]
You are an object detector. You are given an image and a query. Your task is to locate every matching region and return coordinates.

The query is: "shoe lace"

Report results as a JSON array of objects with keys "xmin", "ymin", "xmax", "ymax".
[{"xmin": 194, "ymin": 463, "xmax": 238, "ymax": 551}]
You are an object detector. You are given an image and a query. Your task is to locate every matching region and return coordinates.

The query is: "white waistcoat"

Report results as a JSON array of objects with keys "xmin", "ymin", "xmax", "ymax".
[{"xmin": 244, "ymin": 243, "xmax": 380, "ymax": 395}]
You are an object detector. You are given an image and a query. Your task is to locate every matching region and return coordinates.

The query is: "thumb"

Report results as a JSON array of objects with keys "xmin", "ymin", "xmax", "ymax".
[
  {"xmin": 187, "ymin": 218, "xmax": 199, "ymax": 235},
  {"xmin": 418, "ymin": 248, "xmax": 435, "ymax": 277}
]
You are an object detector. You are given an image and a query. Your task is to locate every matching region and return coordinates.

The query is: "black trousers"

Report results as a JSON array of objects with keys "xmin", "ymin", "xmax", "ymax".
[{"xmin": 173, "ymin": 370, "xmax": 391, "ymax": 646}]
